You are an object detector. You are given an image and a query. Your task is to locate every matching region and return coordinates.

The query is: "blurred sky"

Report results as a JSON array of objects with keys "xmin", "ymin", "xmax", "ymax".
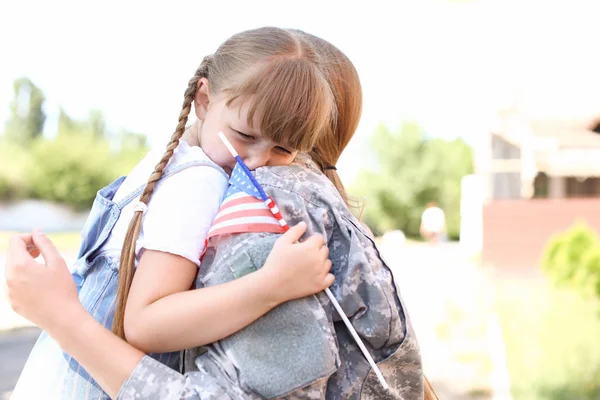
[{"xmin": 1, "ymin": 0, "xmax": 599, "ymax": 183}]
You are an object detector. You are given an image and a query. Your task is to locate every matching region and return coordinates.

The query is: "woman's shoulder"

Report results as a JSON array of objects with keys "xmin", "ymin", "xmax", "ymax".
[{"xmin": 256, "ymin": 156, "xmax": 343, "ymax": 207}]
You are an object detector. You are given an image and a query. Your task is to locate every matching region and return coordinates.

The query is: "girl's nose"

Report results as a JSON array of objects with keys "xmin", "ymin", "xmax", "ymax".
[{"xmin": 244, "ymin": 152, "xmax": 271, "ymax": 170}]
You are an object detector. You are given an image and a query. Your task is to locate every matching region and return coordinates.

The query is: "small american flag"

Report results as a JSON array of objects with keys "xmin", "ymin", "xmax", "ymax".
[{"xmin": 206, "ymin": 163, "xmax": 286, "ymax": 239}]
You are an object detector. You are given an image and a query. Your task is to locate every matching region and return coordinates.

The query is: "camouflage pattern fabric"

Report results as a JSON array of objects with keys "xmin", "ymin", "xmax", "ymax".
[{"xmin": 117, "ymin": 157, "xmax": 423, "ymax": 399}]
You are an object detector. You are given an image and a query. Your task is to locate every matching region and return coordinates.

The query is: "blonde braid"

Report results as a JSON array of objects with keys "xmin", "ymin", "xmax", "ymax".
[{"xmin": 112, "ymin": 58, "xmax": 211, "ymax": 339}]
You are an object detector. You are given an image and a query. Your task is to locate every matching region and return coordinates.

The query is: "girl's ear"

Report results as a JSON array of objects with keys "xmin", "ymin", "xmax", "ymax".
[{"xmin": 194, "ymin": 77, "xmax": 211, "ymax": 120}]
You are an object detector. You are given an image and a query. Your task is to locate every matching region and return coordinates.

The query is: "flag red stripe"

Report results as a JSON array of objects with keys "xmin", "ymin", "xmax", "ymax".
[
  {"xmin": 221, "ymin": 195, "xmax": 263, "ymax": 209},
  {"xmin": 212, "ymin": 209, "xmax": 277, "ymax": 225},
  {"xmin": 207, "ymin": 223, "xmax": 284, "ymax": 239}
]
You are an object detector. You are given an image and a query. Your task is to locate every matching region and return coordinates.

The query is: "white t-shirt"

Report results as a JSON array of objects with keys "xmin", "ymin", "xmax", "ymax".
[
  {"xmin": 421, "ymin": 207, "xmax": 446, "ymax": 233},
  {"xmin": 103, "ymin": 140, "xmax": 228, "ymax": 267}
]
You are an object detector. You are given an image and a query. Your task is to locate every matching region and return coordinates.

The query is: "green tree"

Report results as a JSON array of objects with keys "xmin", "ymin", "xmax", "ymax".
[
  {"xmin": 119, "ymin": 130, "xmax": 148, "ymax": 151},
  {"xmin": 26, "ymin": 134, "xmax": 114, "ymax": 208},
  {"xmin": 58, "ymin": 108, "xmax": 106, "ymax": 138},
  {"xmin": 351, "ymin": 122, "xmax": 473, "ymax": 239},
  {"xmin": 1, "ymin": 79, "xmax": 150, "ymax": 206},
  {"xmin": 57, "ymin": 108, "xmax": 79, "ymax": 136},
  {"xmin": 111, "ymin": 130, "xmax": 150, "ymax": 175},
  {"xmin": 25, "ymin": 131, "xmax": 149, "ymax": 209},
  {"xmin": 88, "ymin": 109, "xmax": 106, "ymax": 139},
  {"xmin": 4, "ymin": 77, "xmax": 46, "ymax": 143}
]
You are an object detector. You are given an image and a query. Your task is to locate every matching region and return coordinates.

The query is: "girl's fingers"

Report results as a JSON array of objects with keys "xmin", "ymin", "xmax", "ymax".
[
  {"xmin": 304, "ymin": 233, "xmax": 325, "ymax": 248},
  {"xmin": 280, "ymin": 222, "xmax": 307, "ymax": 244},
  {"xmin": 319, "ymin": 245, "xmax": 329, "ymax": 260},
  {"xmin": 323, "ymin": 273, "xmax": 335, "ymax": 288}
]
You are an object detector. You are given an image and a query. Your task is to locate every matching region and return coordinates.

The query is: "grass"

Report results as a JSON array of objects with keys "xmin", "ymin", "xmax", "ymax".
[
  {"xmin": 496, "ymin": 275, "xmax": 600, "ymax": 400},
  {"xmin": 0, "ymin": 231, "xmax": 81, "ymax": 253}
]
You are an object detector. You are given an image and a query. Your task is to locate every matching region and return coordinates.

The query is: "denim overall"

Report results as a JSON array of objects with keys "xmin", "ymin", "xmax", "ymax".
[{"xmin": 13, "ymin": 158, "xmax": 227, "ymax": 400}]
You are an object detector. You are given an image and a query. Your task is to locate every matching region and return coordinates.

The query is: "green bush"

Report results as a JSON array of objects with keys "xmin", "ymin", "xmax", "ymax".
[
  {"xmin": 0, "ymin": 174, "xmax": 26, "ymax": 200},
  {"xmin": 25, "ymin": 134, "xmax": 114, "ymax": 209},
  {"xmin": 0, "ymin": 131, "xmax": 147, "ymax": 209},
  {"xmin": 0, "ymin": 174, "xmax": 11, "ymax": 199},
  {"xmin": 541, "ymin": 221, "xmax": 600, "ymax": 300},
  {"xmin": 0, "ymin": 139, "xmax": 31, "ymax": 200},
  {"xmin": 1, "ymin": 80, "xmax": 148, "ymax": 209},
  {"xmin": 24, "ymin": 134, "xmax": 146, "ymax": 210},
  {"xmin": 497, "ymin": 278, "xmax": 600, "ymax": 400}
]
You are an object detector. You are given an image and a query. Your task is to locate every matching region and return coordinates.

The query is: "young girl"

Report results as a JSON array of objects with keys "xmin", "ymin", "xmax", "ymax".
[{"xmin": 11, "ymin": 27, "xmax": 337, "ymax": 400}]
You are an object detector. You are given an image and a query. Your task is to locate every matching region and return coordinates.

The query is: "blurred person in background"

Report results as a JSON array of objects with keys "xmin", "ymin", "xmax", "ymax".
[{"xmin": 420, "ymin": 202, "xmax": 446, "ymax": 244}]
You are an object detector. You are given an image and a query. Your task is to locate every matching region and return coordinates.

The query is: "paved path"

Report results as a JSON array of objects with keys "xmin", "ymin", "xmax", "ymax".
[
  {"xmin": 379, "ymin": 241, "xmax": 510, "ymax": 399},
  {"xmin": 0, "ymin": 327, "xmax": 40, "ymax": 400}
]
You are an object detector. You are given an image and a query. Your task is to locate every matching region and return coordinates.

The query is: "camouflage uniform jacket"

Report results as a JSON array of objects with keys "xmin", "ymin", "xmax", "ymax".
[{"xmin": 117, "ymin": 159, "xmax": 423, "ymax": 400}]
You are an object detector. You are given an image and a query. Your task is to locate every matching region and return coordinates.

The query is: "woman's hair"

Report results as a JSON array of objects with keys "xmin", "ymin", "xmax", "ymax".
[
  {"xmin": 112, "ymin": 27, "xmax": 337, "ymax": 339},
  {"xmin": 295, "ymin": 39, "xmax": 441, "ymax": 400},
  {"xmin": 299, "ymin": 32, "xmax": 363, "ymax": 206}
]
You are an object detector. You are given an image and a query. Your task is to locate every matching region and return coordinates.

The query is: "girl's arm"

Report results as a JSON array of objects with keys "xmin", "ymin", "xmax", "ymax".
[{"xmin": 124, "ymin": 221, "xmax": 333, "ymax": 353}]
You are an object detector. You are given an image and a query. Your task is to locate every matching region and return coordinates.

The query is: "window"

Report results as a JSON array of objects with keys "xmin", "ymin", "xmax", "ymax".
[{"xmin": 566, "ymin": 177, "xmax": 600, "ymax": 198}]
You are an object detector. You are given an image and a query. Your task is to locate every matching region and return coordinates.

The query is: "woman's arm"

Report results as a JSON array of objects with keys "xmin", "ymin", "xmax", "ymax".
[
  {"xmin": 55, "ymin": 306, "xmax": 231, "ymax": 400},
  {"xmin": 52, "ymin": 305, "xmax": 145, "ymax": 399},
  {"xmin": 5, "ymin": 229, "xmax": 333, "ymax": 398},
  {"xmin": 6, "ymin": 232, "xmax": 234, "ymax": 399},
  {"xmin": 5, "ymin": 232, "xmax": 144, "ymax": 398},
  {"xmin": 125, "ymin": 221, "xmax": 333, "ymax": 353}
]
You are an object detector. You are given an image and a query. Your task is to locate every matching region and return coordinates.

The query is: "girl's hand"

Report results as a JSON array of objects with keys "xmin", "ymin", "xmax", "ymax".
[
  {"xmin": 5, "ymin": 229, "xmax": 81, "ymax": 332},
  {"xmin": 261, "ymin": 222, "xmax": 334, "ymax": 304}
]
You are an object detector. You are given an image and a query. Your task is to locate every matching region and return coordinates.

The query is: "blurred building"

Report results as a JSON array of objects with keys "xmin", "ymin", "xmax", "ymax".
[{"xmin": 463, "ymin": 111, "xmax": 600, "ymax": 270}]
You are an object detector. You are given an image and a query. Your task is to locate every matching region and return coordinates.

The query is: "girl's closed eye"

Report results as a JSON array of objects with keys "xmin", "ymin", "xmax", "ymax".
[
  {"xmin": 275, "ymin": 146, "xmax": 293, "ymax": 155},
  {"xmin": 233, "ymin": 128, "xmax": 293, "ymax": 155},
  {"xmin": 233, "ymin": 129, "xmax": 255, "ymax": 140}
]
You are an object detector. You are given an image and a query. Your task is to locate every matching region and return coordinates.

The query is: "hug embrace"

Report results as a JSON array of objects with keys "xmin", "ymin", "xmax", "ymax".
[{"xmin": 5, "ymin": 27, "xmax": 436, "ymax": 399}]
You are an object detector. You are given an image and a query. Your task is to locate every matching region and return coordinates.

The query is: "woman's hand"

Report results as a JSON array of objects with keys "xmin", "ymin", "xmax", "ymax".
[
  {"xmin": 6, "ymin": 230, "xmax": 148, "ymax": 399},
  {"xmin": 5, "ymin": 229, "xmax": 81, "ymax": 332},
  {"xmin": 261, "ymin": 222, "xmax": 334, "ymax": 304}
]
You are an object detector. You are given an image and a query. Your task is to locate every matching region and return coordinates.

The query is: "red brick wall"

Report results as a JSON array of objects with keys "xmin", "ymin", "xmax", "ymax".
[{"xmin": 483, "ymin": 198, "xmax": 600, "ymax": 270}]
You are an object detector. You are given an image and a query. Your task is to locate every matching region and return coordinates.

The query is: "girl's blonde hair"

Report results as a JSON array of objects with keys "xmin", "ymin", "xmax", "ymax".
[{"xmin": 113, "ymin": 27, "xmax": 336, "ymax": 339}]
